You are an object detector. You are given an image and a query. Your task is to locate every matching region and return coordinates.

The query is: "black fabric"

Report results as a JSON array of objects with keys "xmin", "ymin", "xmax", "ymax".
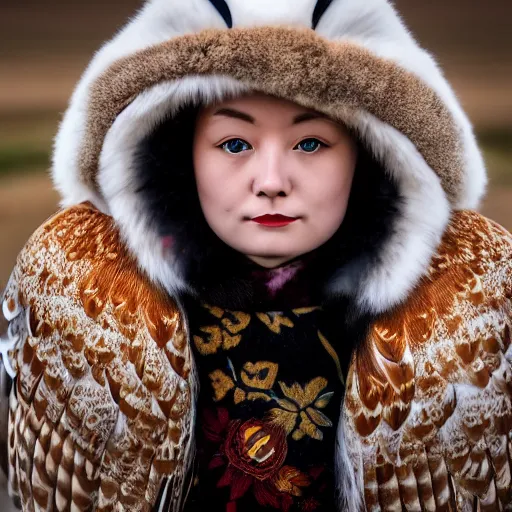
[
  {"xmin": 133, "ymin": 104, "xmax": 403, "ymax": 315},
  {"xmin": 181, "ymin": 292, "xmax": 374, "ymax": 512},
  {"xmin": 178, "ymin": 253, "xmax": 375, "ymax": 511},
  {"xmin": 208, "ymin": 0, "xmax": 233, "ymax": 28},
  {"xmin": 312, "ymin": 0, "xmax": 335, "ymax": 29}
]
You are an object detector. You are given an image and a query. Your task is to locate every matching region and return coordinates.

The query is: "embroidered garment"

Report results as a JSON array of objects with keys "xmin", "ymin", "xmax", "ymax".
[{"xmin": 183, "ymin": 259, "xmax": 352, "ymax": 511}]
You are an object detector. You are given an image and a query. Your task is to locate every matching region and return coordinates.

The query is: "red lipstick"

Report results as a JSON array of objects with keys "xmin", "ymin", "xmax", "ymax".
[{"xmin": 252, "ymin": 214, "xmax": 298, "ymax": 227}]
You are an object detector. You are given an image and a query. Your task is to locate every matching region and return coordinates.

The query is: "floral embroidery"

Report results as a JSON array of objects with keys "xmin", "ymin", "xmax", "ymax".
[
  {"xmin": 256, "ymin": 312, "xmax": 294, "ymax": 334},
  {"xmin": 267, "ymin": 378, "xmax": 333, "ymax": 441},
  {"xmin": 209, "ymin": 369, "xmax": 235, "ymax": 401},
  {"xmin": 209, "ymin": 362, "xmax": 334, "ymax": 442},
  {"xmin": 210, "ymin": 361, "xmax": 278, "ymax": 403},
  {"xmin": 205, "ymin": 411, "xmax": 317, "ymax": 511},
  {"xmin": 292, "ymin": 307, "xmax": 321, "ymax": 315},
  {"xmin": 241, "ymin": 361, "xmax": 279, "ymax": 390},
  {"xmin": 221, "ymin": 419, "xmax": 288, "ymax": 479},
  {"xmin": 195, "ymin": 304, "xmax": 320, "ymax": 353},
  {"xmin": 189, "ymin": 302, "xmax": 344, "ymax": 510},
  {"xmin": 193, "ymin": 309, "xmax": 251, "ymax": 355}
]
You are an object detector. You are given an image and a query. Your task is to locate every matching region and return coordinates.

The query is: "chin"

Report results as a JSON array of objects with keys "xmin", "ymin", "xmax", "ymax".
[
  {"xmin": 244, "ymin": 248, "xmax": 304, "ymax": 267},
  {"xmin": 246, "ymin": 256, "xmax": 295, "ymax": 268}
]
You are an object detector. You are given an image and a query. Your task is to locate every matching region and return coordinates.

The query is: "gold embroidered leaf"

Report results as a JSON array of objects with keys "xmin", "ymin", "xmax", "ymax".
[
  {"xmin": 204, "ymin": 304, "xmax": 224, "ymax": 319},
  {"xmin": 209, "ymin": 370, "xmax": 235, "ymax": 401},
  {"xmin": 279, "ymin": 377, "xmax": 328, "ymax": 409},
  {"xmin": 193, "ymin": 325, "xmax": 222, "ymax": 355},
  {"xmin": 306, "ymin": 407, "xmax": 333, "ymax": 428},
  {"xmin": 234, "ymin": 388, "xmax": 247, "ymax": 404},
  {"xmin": 221, "ymin": 332, "xmax": 242, "ymax": 351},
  {"xmin": 303, "ymin": 377, "xmax": 328, "ymax": 407},
  {"xmin": 267, "ymin": 408, "xmax": 297, "ymax": 435},
  {"xmin": 298, "ymin": 411, "xmax": 323, "ymax": 441},
  {"xmin": 292, "ymin": 307, "xmax": 320, "ymax": 316},
  {"xmin": 314, "ymin": 392, "xmax": 334, "ymax": 409},
  {"xmin": 276, "ymin": 398, "xmax": 299, "ymax": 412},
  {"xmin": 256, "ymin": 312, "xmax": 294, "ymax": 334},
  {"xmin": 247, "ymin": 392, "xmax": 272, "ymax": 402},
  {"xmin": 279, "ymin": 382, "xmax": 303, "ymax": 406},
  {"xmin": 318, "ymin": 331, "xmax": 344, "ymax": 384},
  {"xmin": 222, "ymin": 311, "xmax": 251, "ymax": 334},
  {"xmin": 292, "ymin": 430, "xmax": 305, "ymax": 441}
]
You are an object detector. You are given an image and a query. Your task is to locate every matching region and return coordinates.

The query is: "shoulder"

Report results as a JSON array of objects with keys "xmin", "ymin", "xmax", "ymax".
[
  {"xmin": 5, "ymin": 201, "xmax": 184, "ymax": 332},
  {"xmin": 341, "ymin": 210, "xmax": 512, "ymax": 509},
  {"xmin": 4, "ymin": 202, "xmax": 189, "ymax": 366},
  {"xmin": 1, "ymin": 202, "xmax": 193, "ymax": 509},
  {"xmin": 4, "ymin": 202, "xmax": 125, "ymax": 309},
  {"xmin": 381, "ymin": 210, "xmax": 512, "ymax": 354},
  {"xmin": 434, "ymin": 209, "xmax": 512, "ymax": 271},
  {"xmin": 9, "ymin": 201, "xmax": 128, "ymax": 282},
  {"xmin": 3, "ymin": 201, "xmax": 191, "ymax": 385}
]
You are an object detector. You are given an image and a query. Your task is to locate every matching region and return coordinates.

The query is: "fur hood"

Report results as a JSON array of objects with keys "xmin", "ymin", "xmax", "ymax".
[{"xmin": 52, "ymin": 0, "xmax": 487, "ymax": 315}]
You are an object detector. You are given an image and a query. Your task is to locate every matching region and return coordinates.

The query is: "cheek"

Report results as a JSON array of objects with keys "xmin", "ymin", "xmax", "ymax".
[
  {"xmin": 310, "ymin": 165, "xmax": 353, "ymax": 209},
  {"xmin": 193, "ymin": 148, "xmax": 238, "ymax": 218},
  {"xmin": 305, "ymin": 157, "xmax": 355, "ymax": 228}
]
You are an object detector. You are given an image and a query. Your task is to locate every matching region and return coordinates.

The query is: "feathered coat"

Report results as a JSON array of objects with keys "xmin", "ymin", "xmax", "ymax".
[{"xmin": 1, "ymin": 1, "xmax": 511, "ymax": 510}]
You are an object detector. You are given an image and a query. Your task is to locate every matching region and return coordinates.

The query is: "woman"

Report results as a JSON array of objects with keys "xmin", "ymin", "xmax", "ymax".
[{"xmin": 1, "ymin": 0, "xmax": 511, "ymax": 510}]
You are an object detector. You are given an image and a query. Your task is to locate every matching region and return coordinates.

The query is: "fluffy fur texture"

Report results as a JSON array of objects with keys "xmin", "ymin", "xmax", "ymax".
[
  {"xmin": 98, "ymin": 76, "xmax": 248, "ymax": 298},
  {"xmin": 96, "ymin": 68, "xmax": 451, "ymax": 311},
  {"xmin": 80, "ymin": 30, "xmax": 462, "ymax": 198}
]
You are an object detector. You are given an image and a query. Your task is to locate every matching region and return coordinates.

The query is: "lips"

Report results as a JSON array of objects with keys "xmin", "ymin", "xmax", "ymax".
[{"xmin": 252, "ymin": 214, "xmax": 299, "ymax": 227}]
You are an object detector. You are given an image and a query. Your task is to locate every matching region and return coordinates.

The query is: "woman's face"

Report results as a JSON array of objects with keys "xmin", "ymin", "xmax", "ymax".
[{"xmin": 193, "ymin": 94, "xmax": 357, "ymax": 268}]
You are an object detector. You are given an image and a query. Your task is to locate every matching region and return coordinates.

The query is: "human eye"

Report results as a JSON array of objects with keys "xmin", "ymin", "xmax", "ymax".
[
  {"xmin": 218, "ymin": 138, "xmax": 253, "ymax": 154},
  {"xmin": 294, "ymin": 138, "xmax": 328, "ymax": 154}
]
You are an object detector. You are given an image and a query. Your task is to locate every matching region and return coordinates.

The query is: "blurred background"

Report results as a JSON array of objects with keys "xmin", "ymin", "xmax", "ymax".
[{"xmin": 0, "ymin": 0, "xmax": 511, "ymax": 291}]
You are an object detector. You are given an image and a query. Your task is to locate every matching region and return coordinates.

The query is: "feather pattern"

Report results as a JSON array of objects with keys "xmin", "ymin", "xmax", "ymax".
[
  {"xmin": 0, "ymin": 203, "xmax": 195, "ymax": 511},
  {"xmin": 342, "ymin": 210, "xmax": 512, "ymax": 511}
]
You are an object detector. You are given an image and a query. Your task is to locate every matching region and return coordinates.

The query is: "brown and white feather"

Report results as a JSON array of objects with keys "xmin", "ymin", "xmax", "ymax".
[
  {"xmin": 343, "ymin": 210, "xmax": 512, "ymax": 511},
  {"xmin": 1, "ymin": 203, "xmax": 195, "ymax": 511}
]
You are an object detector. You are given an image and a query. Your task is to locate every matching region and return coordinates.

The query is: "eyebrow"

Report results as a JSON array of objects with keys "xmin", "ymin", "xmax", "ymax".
[{"xmin": 212, "ymin": 108, "xmax": 329, "ymax": 125}]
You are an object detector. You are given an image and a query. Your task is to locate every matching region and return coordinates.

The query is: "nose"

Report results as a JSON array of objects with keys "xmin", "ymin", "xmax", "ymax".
[{"xmin": 252, "ymin": 147, "xmax": 292, "ymax": 198}]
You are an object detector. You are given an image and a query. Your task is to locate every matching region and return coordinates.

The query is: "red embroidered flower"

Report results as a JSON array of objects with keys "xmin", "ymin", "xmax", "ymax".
[
  {"xmin": 202, "ymin": 411, "xmax": 319, "ymax": 510},
  {"xmin": 224, "ymin": 419, "xmax": 288, "ymax": 479},
  {"xmin": 210, "ymin": 418, "xmax": 296, "ymax": 509},
  {"xmin": 273, "ymin": 465, "xmax": 311, "ymax": 497},
  {"xmin": 202, "ymin": 406, "xmax": 231, "ymax": 444}
]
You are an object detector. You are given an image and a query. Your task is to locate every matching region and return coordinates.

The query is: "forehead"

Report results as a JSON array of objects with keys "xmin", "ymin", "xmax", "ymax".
[{"xmin": 201, "ymin": 93, "xmax": 323, "ymax": 120}]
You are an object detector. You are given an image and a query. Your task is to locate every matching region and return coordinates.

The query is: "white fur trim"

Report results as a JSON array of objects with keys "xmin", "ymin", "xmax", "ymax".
[
  {"xmin": 228, "ymin": 0, "xmax": 316, "ymax": 27},
  {"xmin": 336, "ymin": 409, "xmax": 364, "ymax": 511},
  {"xmin": 53, "ymin": 0, "xmax": 486, "ymax": 211},
  {"xmin": 324, "ymin": 108, "xmax": 450, "ymax": 313},
  {"xmin": 316, "ymin": 0, "xmax": 487, "ymax": 209},
  {"xmin": 52, "ymin": 0, "xmax": 228, "ymax": 211}
]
